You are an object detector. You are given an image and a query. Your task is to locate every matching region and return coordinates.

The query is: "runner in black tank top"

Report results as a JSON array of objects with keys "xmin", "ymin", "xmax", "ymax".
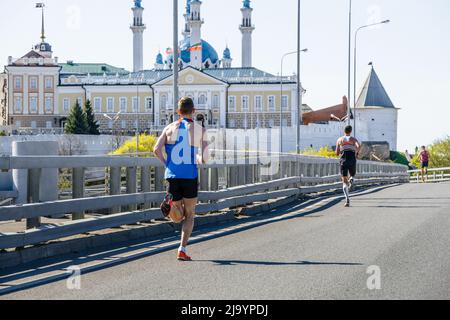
[{"xmin": 336, "ymin": 125, "xmax": 361, "ymax": 207}]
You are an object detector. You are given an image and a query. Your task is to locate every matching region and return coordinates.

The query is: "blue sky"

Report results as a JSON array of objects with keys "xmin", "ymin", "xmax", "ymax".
[{"xmin": 1, "ymin": 0, "xmax": 449, "ymax": 152}]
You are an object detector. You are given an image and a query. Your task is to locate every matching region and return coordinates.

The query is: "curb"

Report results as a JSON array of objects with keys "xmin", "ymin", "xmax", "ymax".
[{"xmin": 0, "ymin": 210, "xmax": 236, "ymax": 271}]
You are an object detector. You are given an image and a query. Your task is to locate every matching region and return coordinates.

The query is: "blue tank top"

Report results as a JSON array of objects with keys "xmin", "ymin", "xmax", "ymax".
[{"xmin": 164, "ymin": 119, "xmax": 198, "ymax": 179}]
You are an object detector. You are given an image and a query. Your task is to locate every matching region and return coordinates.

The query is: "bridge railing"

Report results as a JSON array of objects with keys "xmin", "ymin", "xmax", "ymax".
[
  {"xmin": 0, "ymin": 153, "xmax": 408, "ymax": 250},
  {"xmin": 408, "ymin": 167, "xmax": 450, "ymax": 183}
]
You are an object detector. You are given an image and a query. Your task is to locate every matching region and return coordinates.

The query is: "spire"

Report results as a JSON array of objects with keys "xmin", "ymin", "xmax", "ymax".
[
  {"xmin": 186, "ymin": 0, "xmax": 191, "ymax": 14},
  {"xmin": 356, "ymin": 65, "xmax": 395, "ymax": 108},
  {"xmin": 36, "ymin": 3, "xmax": 46, "ymax": 42}
]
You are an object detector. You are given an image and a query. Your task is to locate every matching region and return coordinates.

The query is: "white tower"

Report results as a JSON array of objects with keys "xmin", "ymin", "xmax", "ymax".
[
  {"xmin": 188, "ymin": 0, "xmax": 204, "ymax": 69},
  {"xmin": 130, "ymin": 0, "xmax": 146, "ymax": 72},
  {"xmin": 240, "ymin": 0, "xmax": 255, "ymax": 68},
  {"xmin": 355, "ymin": 64, "xmax": 399, "ymax": 151}
]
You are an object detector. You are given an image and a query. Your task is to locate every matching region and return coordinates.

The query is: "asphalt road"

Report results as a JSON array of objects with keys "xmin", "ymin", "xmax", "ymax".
[{"xmin": 2, "ymin": 182, "xmax": 450, "ymax": 300}]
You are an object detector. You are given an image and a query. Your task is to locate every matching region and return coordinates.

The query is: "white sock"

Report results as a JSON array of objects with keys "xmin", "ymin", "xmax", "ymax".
[
  {"xmin": 178, "ymin": 246, "xmax": 186, "ymax": 253},
  {"xmin": 343, "ymin": 184, "xmax": 349, "ymax": 201}
]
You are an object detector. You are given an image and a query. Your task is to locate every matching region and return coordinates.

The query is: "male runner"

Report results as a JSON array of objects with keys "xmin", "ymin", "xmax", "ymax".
[
  {"xmin": 336, "ymin": 125, "xmax": 361, "ymax": 207},
  {"xmin": 153, "ymin": 97, "xmax": 208, "ymax": 261},
  {"xmin": 418, "ymin": 146, "xmax": 430, "ymax": 182}
]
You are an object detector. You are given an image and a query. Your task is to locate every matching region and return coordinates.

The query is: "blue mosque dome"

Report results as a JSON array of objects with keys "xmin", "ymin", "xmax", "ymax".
[{"xmin": 167, "ymin": 37, "xmax": 219, "ymax": 66}]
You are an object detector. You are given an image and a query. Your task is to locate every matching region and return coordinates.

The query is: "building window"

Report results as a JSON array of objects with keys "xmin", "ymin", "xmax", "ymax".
[
  {"xmin": 108, "ymin": 120, "xmax": 113, "ymax": 129},
  {"xmin": 268, "ymin": 96, "xmax": 275, "ymax": 111},
  {"xmin": 199, "ymin": 94, "xmax": 207, "ymax": 105},
  {"xmin": 14, "ymin": 77, "xmax": 22, "ymax": 90},
  {"xmin": 282, "ymin": 118, "xmax": 288, "ymax": 126},
  {"xmin": 107, "ymin": 97, "xmax": 114, "ymax": 113},
  {"xmin": 31, "ymin": 121, "xmax": 37, "ymax": 129},
  {"xmin": 16, "ymin": 120, "xmax": 22, "ymax": 128},
  {"xmin": 121, "ymin": 120, "xmax": 126, "ymax": 129},
  {"xmin": 269, "ymin": 119, "xmax": 275, "ymax": 128},
  {"xmin": 45, "ymin": 96, "xmax": 53, "ymax": 113},
  {"xmin": 14, "ymin": 96, "xmax": 22, "ymax": 113},
  {"xmin": 229, "ymin": 119, "xmax": 236, "ymax": 128},
  {"xmin": 145, "ymin": 97, "xmax": 153, "ymax": 111},
  {"xmin": 132, "ymin": 97, "xmax": 139, "ymax": 112},
  {"xmin": 255, "ymin": 96, "xmax": 262, "ymax": 111},
  {"xmin": 282, "ymin": 95, "xmax": 288, "ymax": 110},
  {"xmin": 45, "ymin": 77, "xmax": 53, "ymax": 89},
  {"xmin": 77, "ymin": 97, "xmax": 83, "ymax": 107},
  {"xmin": 29, "ymin": 77, "xmax": 38, "ymax": 90},
  {"xmin": 46, "ymin": 121, "xmax": 52, "ymax": 129},
  {"xmin": 160, "ymin": 95, "xmax": 167, "ymax": 109},
  {"xmin": 29, "ymin": 96, "xmax": 38, "ymax": 113},
  {"xmin": 212, "ymin": 94, "xmax": 219, "ymax": 108},
  {"xmin": 228, "ymin": 96, "xmax": 236, "ymax": 112},
  {"xmin": 94, "ymin": 97, "xmax": 102, "ymax": 112},
  {"xmin": 63, "ymin": 98, "xmax": 70, "ymax": 112},
  {"xmin": 120, "ymin": 97, "xmax": 127, "ymax": 112},
  {"xmin": 241, "ymin": 96, "xmax": 249, "ymax": 112}
]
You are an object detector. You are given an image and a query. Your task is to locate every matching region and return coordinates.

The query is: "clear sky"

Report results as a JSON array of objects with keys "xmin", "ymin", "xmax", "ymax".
[{"xmin": 1, "ymin": 0, "xmax": 449, "ymax": 152}]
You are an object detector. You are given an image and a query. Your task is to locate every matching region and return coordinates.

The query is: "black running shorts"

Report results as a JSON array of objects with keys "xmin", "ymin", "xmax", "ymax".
[
  {"xmin": 340, "ymin": 151, "xmax": 357, "ymax": 177},
  {"xmin": 341, "ymin": 162, "xmax": 356, "ymax": 177},
  {"xmin": 167, "ymin": 178, "xmax": 199, "ymax": 201}
]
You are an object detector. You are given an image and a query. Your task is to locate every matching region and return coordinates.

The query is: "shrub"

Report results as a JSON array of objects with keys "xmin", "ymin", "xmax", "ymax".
[
  {"xmin": 301, "ymin": 146, "xmax": 338, "ymax": 158},
  {"xmin": 112, "ymin": 134, "xmax": 158, "ymax": 156}
]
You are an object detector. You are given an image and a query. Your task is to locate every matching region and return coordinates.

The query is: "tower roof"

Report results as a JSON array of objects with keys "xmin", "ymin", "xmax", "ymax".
[{"xmin": 356, "ymin": 65, "xmax": 395, "ymax": 108}]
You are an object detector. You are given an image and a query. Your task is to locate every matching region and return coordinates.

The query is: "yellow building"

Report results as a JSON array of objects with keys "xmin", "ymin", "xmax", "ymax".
[{"xmin": 3, "ymin": 0, "xmax": 299, "ymax": 133}]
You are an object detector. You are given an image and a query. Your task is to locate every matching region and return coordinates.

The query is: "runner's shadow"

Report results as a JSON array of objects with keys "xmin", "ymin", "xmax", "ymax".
[{"xmin": 195, "ymin": 260, "xmax": 363, "ymax": 266}]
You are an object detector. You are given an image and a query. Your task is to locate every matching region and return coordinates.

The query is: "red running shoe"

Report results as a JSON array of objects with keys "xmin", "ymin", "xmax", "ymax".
[{"xmin": 177, "ymin": 251, "xmax": 192, "ymax": 261}]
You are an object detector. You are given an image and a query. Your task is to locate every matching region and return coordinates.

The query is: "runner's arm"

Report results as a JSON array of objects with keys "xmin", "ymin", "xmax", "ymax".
[
  {"xmin": 355, "ymin": 138, "xmax": 362, "ymax": 157},
  {"xmin": 197, "ymin": 128, "xmax": 209, "ymax": 164},
  {"xmin": 153, "ymin": 128, "xmax": 167, "ymax": 165},
  {"xmin": 335, "ymin": 139, "xmax": 341, "ymax": 157}
]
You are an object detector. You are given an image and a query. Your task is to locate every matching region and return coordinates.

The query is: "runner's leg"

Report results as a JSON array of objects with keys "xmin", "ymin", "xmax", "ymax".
[{"xmin": 180, "ymin": 197, "xmax": 197, "ymax": 249}]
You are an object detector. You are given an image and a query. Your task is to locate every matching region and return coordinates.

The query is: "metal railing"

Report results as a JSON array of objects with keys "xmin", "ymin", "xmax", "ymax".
[
  {"xmin": 408, "ymin": 167, "xmax": 450, "ymax": 183},
  {"xmin": 0, "ymin": 153, "xmax": 408, "ymax": 250}
]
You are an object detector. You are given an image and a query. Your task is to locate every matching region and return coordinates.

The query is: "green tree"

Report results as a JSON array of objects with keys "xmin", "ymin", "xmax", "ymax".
[
  {"xmin": 84, "ymin": 99, "xmax": 100, "ymax": 135},
  {"xmin": 65, "ymin": 100, "xmax": 88, "ymax": 134}
]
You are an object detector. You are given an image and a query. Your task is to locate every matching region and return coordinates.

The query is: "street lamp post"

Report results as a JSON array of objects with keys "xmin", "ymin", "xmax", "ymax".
[
  {"xmin": 103, "ymin": 111, "xmax": 121, "ymax": 153},
  {"xmin": 353, "ymin": 19, "xmax": 390, "ymax": 138},
  {"xmin": 296, "ymin": 0, "xmax": 302, "ymax": 155},
  {"xmin": 173, "ymin": 0, "xmax": 179, "ymax": 121},
  {"xmin": 280, "ymin": 49, "xmax": 308, "ymax": 157},
  {"xmin": 347, "ymin": 0, "xmax": 352, "ymax": 125}
]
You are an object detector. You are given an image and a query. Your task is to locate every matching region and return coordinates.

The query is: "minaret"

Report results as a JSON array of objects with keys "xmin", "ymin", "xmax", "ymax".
[
  {"xmin": 188, "ymin": 0, "xmax": 204, "ymax": 69},
  {"xmin": 182, "ymin": 0, "xmax": 191, "ymax": 39},
  {"xmin": 222, "ymin": 46, "xmax": 232, "ymax": 68},
  {"xmin": 154, "ymin": 52, "xmax": 164, "ymax": 70},
  {"xmin": 130, "ymin": 0, "xmax": 146, "ymax": 72},
  {"xmin": 239, "ymin": 0, "xmax": 255, "ymax": 68}
]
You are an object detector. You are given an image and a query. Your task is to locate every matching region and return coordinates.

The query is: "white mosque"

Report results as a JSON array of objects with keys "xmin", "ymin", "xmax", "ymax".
[{"xmin": 1, "ymin": 0, "xmax": 399, "ymax": 151}]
